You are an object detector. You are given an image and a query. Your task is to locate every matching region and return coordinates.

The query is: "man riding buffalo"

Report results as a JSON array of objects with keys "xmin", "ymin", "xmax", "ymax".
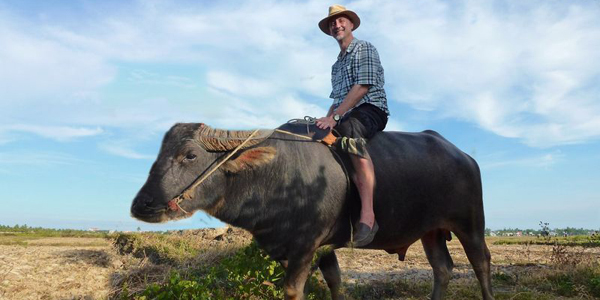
[
  {"xmin": 130, "ymin": 4, "xmax": 495, "ymax": 300},
  {"xmin": 316, "ymin": 5, "xmax": 389, "ymax": 247}
]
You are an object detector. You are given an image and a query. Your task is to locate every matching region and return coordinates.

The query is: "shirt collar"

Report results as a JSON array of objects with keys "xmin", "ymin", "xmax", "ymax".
[{"xmin": 338, "ymin": 38, "xmax": 358, "ymax": 59}]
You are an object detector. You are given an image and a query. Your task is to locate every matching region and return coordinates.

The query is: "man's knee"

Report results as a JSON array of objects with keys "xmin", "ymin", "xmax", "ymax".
[{"xmin": 335, "ymin": 136, "xmax": 368, "ymax": 158}]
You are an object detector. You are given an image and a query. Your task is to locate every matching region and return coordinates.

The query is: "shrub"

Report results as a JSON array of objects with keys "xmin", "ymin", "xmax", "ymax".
[
  {"xmin": 589, "ymin": 275, "xmax": 600, "ymax": 297},
  {"xmin": 492, "ymin": 272, "xmax": 514, "ymax": 284},
  {"xmin": 550, "ymin": 274, "xmax": 575, "ymax": 296},
  {"xmin": 134, "ymin": 241, "xmax": 328, "ymax": 300}
]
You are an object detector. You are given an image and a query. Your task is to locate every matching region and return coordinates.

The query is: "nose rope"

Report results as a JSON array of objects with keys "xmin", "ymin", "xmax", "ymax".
[{"xmin": 168, "ymin": 129, "xmax": 260, "ymax": 214}]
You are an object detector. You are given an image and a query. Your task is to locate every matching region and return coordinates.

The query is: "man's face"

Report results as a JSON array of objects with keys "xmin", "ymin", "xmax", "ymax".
[{"xmin": 329, "ymin": 15, "xmax": 354, "ymax": 41}]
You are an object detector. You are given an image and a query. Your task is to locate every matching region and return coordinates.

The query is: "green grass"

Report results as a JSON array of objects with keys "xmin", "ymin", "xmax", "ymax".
[
  {"xmin": 0, "ymin": 224, "xmax": 109, "ymax": 238},
  {"xmin": 111, "ymin": 231, "xmax": 244, "ymax": 265},
  {"xmin": 0, "ymin": 235, "xmax": 42, "ymax": 245},
  {"xmin": 110, "ymin": 232, "xmax": 330, "ymax": 299},
  {"xmin": 0, "ymin": 230, "xmax": 109, "ymax": 246},
  {"xmin": 493, "ymin": 263, "xmax": 600, "ymax": 299},
  {"xmin": 0, "ymin": 235, "xmax": 109, "ymax": 247},
  {"xmin": 122, "ymin": 241, "xmax": 329, "ymax": 300},
  {"xmin": 346, "ymin": 264, "xmax": 600, "ymax": 300},
  {"xmin": 108, "ymin": 231, "xmax": 600, "ymax": 299}
]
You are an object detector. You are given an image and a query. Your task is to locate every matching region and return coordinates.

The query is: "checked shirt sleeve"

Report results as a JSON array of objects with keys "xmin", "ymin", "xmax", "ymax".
[{"xmin": 353, "ymin": 42, "xmax": 381, "ymax": 86}]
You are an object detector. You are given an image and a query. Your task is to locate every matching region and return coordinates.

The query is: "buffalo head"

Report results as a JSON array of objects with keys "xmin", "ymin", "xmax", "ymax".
[{"xmin": 131, "ymin": 123, "xmax": 276, "ymax": 223}]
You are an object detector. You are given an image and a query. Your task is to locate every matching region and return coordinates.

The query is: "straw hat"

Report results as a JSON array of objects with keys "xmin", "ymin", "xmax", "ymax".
[{"xmin": 318, "ymin": 4, "xmax": 361, "ymax": 35}]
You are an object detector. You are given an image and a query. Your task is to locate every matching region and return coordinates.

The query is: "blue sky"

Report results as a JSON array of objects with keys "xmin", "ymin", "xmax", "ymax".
[{"xmin": 0, "ymin": 0, "xmax": 598, "ymax": 231}]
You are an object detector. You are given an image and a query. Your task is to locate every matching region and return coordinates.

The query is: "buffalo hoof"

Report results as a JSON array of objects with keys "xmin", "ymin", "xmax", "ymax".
[{"xmin": 352, "ymin": 221, "xmax": 379, "ymax": 247}]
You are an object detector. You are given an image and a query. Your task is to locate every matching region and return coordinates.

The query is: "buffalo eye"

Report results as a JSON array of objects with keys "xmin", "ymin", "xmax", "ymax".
[{"xmin": 184, "ymin": 153, "xmax": 197, "ymax": 162}]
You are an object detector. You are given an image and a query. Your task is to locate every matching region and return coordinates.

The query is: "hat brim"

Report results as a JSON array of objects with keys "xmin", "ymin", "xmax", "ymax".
[{"xmin": 318, "ymin": 11, "xmax": 361, "ymax": 36}]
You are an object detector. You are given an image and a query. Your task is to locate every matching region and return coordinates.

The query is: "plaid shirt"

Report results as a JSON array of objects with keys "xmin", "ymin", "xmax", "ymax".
[{"xmin": 330, "ymin": 38, "xmax": 389, "ymax": 115}]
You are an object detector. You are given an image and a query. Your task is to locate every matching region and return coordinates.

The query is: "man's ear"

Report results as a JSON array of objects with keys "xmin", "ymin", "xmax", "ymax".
[{"xmin": 222, "ymin": 147, "xmax": 277, "ymax": 173}]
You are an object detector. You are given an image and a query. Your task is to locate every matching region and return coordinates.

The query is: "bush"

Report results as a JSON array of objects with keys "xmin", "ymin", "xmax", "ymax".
[
  {"xmin": 492, "ymin": 272, "xmax": 514, "ymax": 284},
  {"xmin": 134, "ymin": 241, "xmax": 328, "ymax": 300},
  {"xmin": 550, "ymin": 274, "xmax": 575, "ymax": 296},
  {"xmin": 589, "ymin": 275, "xmax": 600, "ymax": 297}
]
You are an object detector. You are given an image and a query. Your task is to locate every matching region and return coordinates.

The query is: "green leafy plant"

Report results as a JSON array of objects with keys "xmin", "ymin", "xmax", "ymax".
[
  {"xmin": 550, "ymin": 274, "xmax": 575, "ymax": 296},
  {"xmin": 589, "ymin": 275, "xmax": 600, "ymax": 297},
  {"xmin": 134, "ymin": 241, "xmax": 328, "ymax": 300},
  {"xmin": 492, "ymin": 271, "xmax": 514, "ymax": 284}
]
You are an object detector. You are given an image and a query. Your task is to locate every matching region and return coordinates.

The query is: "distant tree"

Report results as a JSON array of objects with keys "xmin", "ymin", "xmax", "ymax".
[{"xmin": 539, "ymin": 221, "xmax": 550, "ymax": 237}]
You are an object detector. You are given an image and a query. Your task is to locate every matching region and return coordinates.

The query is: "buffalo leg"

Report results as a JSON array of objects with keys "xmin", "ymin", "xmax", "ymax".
[
  {"xmin": 284, "ymin": 252, "xmax": 314, "ymax": 300},
  {"xmin": 455, "ymin": 230, "xmax": 494, "ymax": 300},
  {"xmin": 318, "ymin": 251, "xmax": 345, "ymax": 300},
  {"xmin": 421, "ymin": 229, "xmax": 454, "ymax": 300}
]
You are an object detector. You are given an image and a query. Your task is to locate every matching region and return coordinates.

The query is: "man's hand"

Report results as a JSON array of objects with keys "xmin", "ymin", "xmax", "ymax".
[{"xmin": 316, "ymin": 116, "xmax": 337, "ymax": 130}]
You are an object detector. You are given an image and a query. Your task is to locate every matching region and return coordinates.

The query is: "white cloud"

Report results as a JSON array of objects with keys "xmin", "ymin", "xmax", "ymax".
[
  {"xmin": 1, "ymin": 124, "xmax": 103, "ymax": 141},
  {"xmin": 0, "ymin": 13, "xmax": 115, "ymax": 104},
  {"xmin": 204, "ymin": 84, "xmax": 326, "ymax": 129},
  {"xmin": 479, "ymin": 150, "xmax": 564, "ymax": 170},
  {"xmin": 277, "ymin": 95, "xmax": 326, "ymax": 121},
  {"xmin": 0, "ymin": 151, "xmax": 84, "ymax": 166},
  {"xmin": 0, "ymin": 0, "xmax": 599, "ymax": 150},
  {"xmin": 128, "ymin": 70, "xmax": 197, "ymax": 88},
  {"xmin": 207, "ymin": 71, "xmax": 278, "ymax": 99},
  {"xmin": 0, "ymin": 133, "xmax": 17, "ymax": 145},
  {"xmin": 362, "ymin": 0, "xmax": 600, "ymax": 147},
  {"xmin": 0, "ymin": 0, "xmax": 332, "ymax": 148},
  {"xmin": 99, "ymin": 141, "xmax": 155, "ymax": 160}
]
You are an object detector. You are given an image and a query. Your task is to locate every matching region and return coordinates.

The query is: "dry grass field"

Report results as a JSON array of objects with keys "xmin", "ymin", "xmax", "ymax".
[
  {"xmin": 1, "ymin": 229, "xmax": 599, "ymax": 299},
  {"xmin": 0, "ymin": 237, "xmax": 116, "ymax": 299}
]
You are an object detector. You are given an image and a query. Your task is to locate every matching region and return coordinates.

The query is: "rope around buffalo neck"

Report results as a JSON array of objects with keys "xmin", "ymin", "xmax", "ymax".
[{"xmin": 168, "ymin": 129, "xmax": 260, "ymax": 214}]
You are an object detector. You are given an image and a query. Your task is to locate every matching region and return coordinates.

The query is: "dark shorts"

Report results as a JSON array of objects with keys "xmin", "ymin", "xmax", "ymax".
[
  {"xmin": 333, "ymin": 103, "xmax": 388, "ymax": 158},
  {"xmin": 334, "ymin": 103, "xmax": 388, "ymax": 139}
]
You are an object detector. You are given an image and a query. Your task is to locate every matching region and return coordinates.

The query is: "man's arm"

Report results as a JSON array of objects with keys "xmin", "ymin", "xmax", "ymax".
[
  {"xmin": 333, "ymin": 84, "xmax": 369, "ymax": 116},
  {"xmin": 325, "ymin": 104, "xmax": 335, "ymax": 117},
  {"xmin": 317, "ymin": 84, "xmax": 369, "ymax": 129}
]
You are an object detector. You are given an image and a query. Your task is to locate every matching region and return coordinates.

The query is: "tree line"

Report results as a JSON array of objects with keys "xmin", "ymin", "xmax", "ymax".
[{"xmin": 486, "ymin": 227, "xmax": 598, "ymax": 236}]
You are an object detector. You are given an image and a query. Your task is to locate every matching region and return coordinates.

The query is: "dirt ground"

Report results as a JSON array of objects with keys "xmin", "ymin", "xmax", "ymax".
[
  {"xmin": 1, "ymin": 233, "xmax": 599, "ymax": 299},
  {"xmin": 0, "ymin": 238, "xmax": 118, "ymax": 300},
  {"xmin": 337, "ymin": 241, "xmax": 600, "ymax": 285}
]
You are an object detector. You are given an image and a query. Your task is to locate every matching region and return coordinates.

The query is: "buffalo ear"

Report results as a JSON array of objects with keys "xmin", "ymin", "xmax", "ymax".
[{"xmin": 222, "ymin": 147, "xmax": 277, "ymax": 173}]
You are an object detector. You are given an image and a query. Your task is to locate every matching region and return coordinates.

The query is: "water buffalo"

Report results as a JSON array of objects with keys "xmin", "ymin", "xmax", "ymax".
[{"xmin": 131, "ymin": 122, "xmax": 494, "ymax": 300}]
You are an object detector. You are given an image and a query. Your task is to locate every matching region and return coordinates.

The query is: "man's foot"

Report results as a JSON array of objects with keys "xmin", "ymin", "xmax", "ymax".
[{"xmin": 352, "ymin": 220, "xmax": 379, "ymax": 247}]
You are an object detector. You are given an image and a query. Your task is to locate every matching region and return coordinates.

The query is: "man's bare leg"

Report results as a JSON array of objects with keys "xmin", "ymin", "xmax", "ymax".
[{"xmin": 350, "ymin": 154, "xmax": 377, "ymax": 246}]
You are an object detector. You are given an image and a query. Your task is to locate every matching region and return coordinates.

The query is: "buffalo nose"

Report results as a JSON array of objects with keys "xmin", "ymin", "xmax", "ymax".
[
  {"xmin": 136, "ymin": 192, "xmax": 153, "ymax": 204},
  {"xmin": 132, "ymin": 192, "xmax": 154, "ymax": 212}
]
